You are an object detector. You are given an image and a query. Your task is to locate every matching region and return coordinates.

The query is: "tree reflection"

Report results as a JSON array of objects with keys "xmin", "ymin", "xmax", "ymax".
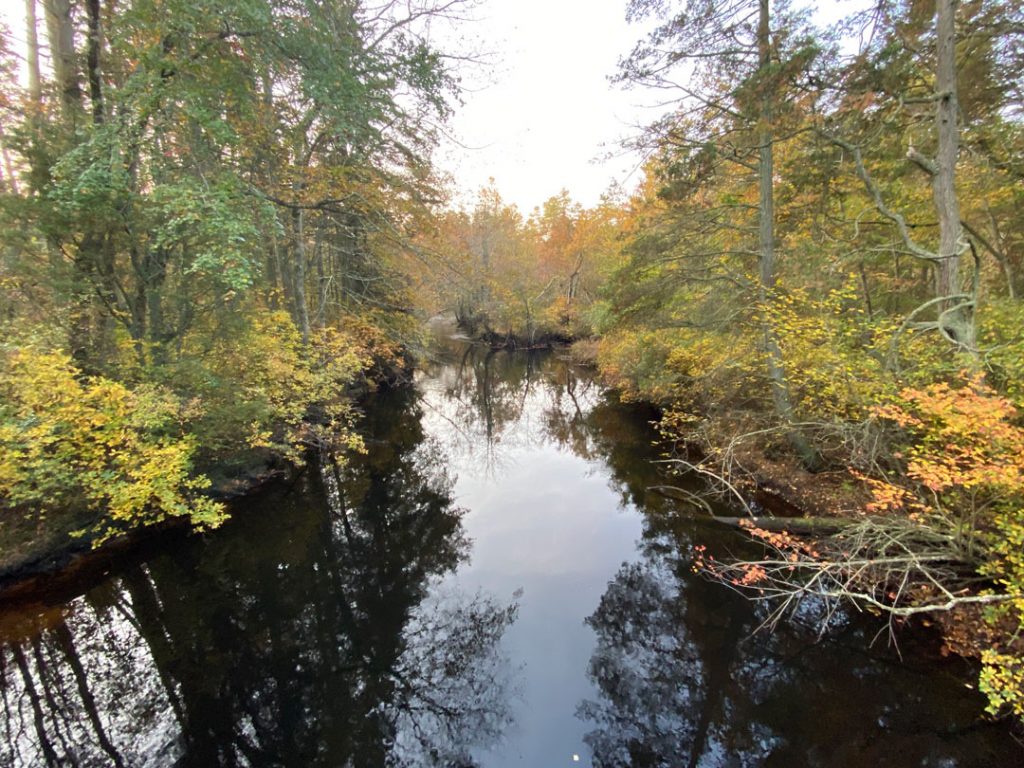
[
  {"xmin": 0, "ymin": 386, "xmax": 518, "ymax": 767},
  {"xmin": 391, "ymin": 587, "xmax": 519, "ymax": 766},
  {"xmin": 578, "ymin": 513, "xmax": 1020, "ymax": 768},
  {"xmin": 423, "ymin": 345, "xmax": 546, "ymax": 469},
  {"xmin": 3, "ymin": 344, "xmax": 1019, "ymax": 767},
  {"xmin": 421, "ymin": 343, "xmax": 613, "ymax": 475}
]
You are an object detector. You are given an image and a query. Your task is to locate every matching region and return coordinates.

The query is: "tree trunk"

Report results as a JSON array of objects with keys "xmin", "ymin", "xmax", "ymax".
[
  {"xmin": 23, "ymin": 0, "xmax": 44, "ymax": 191},
  {"xmin": 756, "ymin": 0, "xmax": 820, "ymax": 470},
  {"xmin": 315, "ymin": 225, "xmax": 328, "ymax": 328},
  {"xmin": 985, "ymin": 206, "xmax": 1015, "ymax": 299},
  {"xmin": 293, "ymin": 206, "xmax": 311, "ymax": 344},
  {"xmin": 42, "ymin": 0, "xmax": 81, "ymax": 121},
  {"xmin": 933, "ymin": 0, "xmax": 974, "ymax": 348},
  {"xmin": 25, "ymin": 0, "xmax": 42, "ymax": 108},
  {"xmin": 0, "ymin": 124, "xmax": 18, "ymax": 194},
  {"xmin": 84, "ymin": 0, "xmax": 104, "ymax": 124},
  {"xmin": 145, "ymin": 247, "xmax": 170, "ymax": 366}
]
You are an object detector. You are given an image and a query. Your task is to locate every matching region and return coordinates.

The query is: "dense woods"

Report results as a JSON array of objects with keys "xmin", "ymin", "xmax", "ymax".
[
  {"xmin": 2, "ymin": 0, "xmax": 1024, "ymax": 727},
  {"xmin": 0, "ymin": 0, "xmax": 458, "ymax": 555}
]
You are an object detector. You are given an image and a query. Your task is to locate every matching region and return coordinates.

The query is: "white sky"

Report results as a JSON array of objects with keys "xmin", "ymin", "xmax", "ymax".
[
  {"xmin": 0, "ymin": 0, "xmax": 660, "ymax": 214},
  {"xmin": 432, "ymin": 0, "xmax": 662, "ymax": 214},
  {"xmin": 436, "ymin": 0, "xmax": 867, "ymax": 215}
]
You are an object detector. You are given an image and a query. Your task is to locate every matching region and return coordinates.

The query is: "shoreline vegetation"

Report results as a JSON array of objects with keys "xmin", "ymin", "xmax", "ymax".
[
  {"xmin": 0, "ymin": 334, "xmax": 412, "ymax": 588},
  {"xmin": 1, "ymin": 0, "xmax": 1023, "ymax": 731}
]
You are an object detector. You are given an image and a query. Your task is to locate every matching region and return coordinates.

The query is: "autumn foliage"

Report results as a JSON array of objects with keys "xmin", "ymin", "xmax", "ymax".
[
  {"xmin": 0, "ymin": 346, "xmax": 225, "ymax": 537},
  {"xmin": 870, "ymin": 375, "xmax": 1024, "ymax": 717}
]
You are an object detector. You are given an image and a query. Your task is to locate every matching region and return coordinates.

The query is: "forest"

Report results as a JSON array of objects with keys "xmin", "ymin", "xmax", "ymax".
[{"xmin": 1, "ymin": 0, "xmax": 1023, "ymax": 732}]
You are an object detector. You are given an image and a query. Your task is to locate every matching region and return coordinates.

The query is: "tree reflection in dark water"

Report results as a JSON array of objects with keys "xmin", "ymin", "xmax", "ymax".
[
  {"xmin": 419, "ymin": 340, "xmax": 618, "ymax": 479},
  {"xmin": 0, "ymin": 385, "xmax": 518, "ymax": 767},
  {"xmin": 1, "ymin": 342, "xmax": 1021, "ymax": 767},
  {"xmin": 578, "ymin": 508, "xmax": 1020, "ymax": 768}
]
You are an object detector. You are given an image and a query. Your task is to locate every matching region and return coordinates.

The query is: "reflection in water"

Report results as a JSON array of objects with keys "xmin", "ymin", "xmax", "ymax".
[
  {"xmin": 579, "ymin": 511, "xmax": 1018, "ymax": 767},
  {"xmin": 0, "ymin": 386, "xmax": 517, "ymax": 767},
  {"xmin": 1, "ymin": 339, "xmax": 1020, "ymax": 767},
  {"xmin": 420, "ymin": 340, "xmax": 607, "ymax": 476}
]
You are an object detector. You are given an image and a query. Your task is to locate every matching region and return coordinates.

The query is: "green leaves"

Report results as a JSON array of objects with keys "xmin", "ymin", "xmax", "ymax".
[{"xmin": 151, "ymin": 177, "xmax": 263, "ymax": 290}]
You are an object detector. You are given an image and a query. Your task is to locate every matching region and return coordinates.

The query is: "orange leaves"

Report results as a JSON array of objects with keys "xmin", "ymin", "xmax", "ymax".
[
  {"xmin": 871, "ymin": 372, "xmax": 1024, "ymax": 500},
  {"xmin": 737, "ymin": 517, "xmax": 822, "ymax": 559},
  {"xmin": 735, "ymin": 563, "xmax": 768, "ymax": 586},
  {"xmin": 853, "ymin": 472, "xmax": 918, "ymax": 514},
  {"xmin": 871, "ymin": 403, "xmax": 922, "ymax": 428},
  {"xmin": 862, "ymin": 372, "xmax": 1024, "ymax": 719}
]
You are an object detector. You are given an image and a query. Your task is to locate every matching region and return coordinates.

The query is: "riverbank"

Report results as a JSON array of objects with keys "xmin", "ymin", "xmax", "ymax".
[
  {"xmin": 0, "ymin": 333, "xmax": 413, "ymax": 596},
  {"xmin": 2, "ymin": 340, "xmax": 1018, "ymax": 766},
  {"xmin": 0, "ymin": 325, "xmax": 1014, "ymax": 696},
  {"xmin": 565, "ymin": 338, "xmax": 1024, "ymax": 690},
  {"xmin": 0, "ymin": 457, "xmax": 290, "ymax": 601}
]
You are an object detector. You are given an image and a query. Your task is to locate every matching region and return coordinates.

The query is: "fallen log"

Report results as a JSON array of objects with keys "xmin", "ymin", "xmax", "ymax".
[{"xmin": 709, "ymin": 516, "xmax": 853, "ymax": 534}]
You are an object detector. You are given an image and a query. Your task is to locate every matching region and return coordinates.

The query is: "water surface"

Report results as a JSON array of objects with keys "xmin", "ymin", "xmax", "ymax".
[{"xmin": 0, "ymin": 338, "xmax": 1018, "ymax": 767}]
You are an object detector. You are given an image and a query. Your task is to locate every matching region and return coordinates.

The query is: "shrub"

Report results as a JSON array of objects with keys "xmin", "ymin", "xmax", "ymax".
[{"xmin": 0, "ymin": 347, "xmax": 225, "ymax": 539}]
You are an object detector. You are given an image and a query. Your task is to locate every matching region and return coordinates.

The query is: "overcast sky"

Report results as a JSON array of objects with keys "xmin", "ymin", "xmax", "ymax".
[
  {"xmin": 435, "ymin": 0, "xmax": 867, "ymax": 215},
  {"xmin": 432, "ymin": 0, "xmax": 661, "ymax": 214},
  {"xmin": 0, "ymin": 0, "xmax": 660, "ymax": 214}
]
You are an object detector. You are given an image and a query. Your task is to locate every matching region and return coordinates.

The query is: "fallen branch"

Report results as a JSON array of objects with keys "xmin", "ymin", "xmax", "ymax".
[
  {"xmin": 694, "ymin": 515, "xmax": 1000, "ymax": 636},
  {"xmin": 655, "ymin": 457, "xmax": 755, "ymax": 516},
  {"xmin": 648, "ymin": 485, "xmax": 713, "ymax": 514},
  {"xmin": 710, "ymin": 516, "xmax": 852, "ymax": 534}
]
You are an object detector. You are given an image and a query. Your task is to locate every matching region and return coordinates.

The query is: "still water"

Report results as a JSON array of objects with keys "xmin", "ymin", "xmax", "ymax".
[{"xmin": 0, "ymin": 336, "xmax": 1019, "ymax": 767}]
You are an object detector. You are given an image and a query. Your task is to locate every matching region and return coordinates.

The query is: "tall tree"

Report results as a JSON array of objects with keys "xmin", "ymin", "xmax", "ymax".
[
  {"xmin": 25, "ymin": 0, "xmax": 42, "ymax": 108},
  {"xmin": 617, "ymin": 0, "xmax": 822, "ymax": 466},
  {"xmin": 11, "ymin": 0, "xmax": 465, "ymax": 366}
]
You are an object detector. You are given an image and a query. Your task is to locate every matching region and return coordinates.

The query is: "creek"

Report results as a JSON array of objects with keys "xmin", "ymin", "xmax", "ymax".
[{"xmin": 0, "ymin": 331, "xmax": 1018, "ymax": 767}]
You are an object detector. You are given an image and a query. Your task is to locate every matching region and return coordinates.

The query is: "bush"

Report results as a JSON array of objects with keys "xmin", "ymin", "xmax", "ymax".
[
  {"xmin": 164, "ymin": 309, "xmax": 371, "ymax": 464},
  {"xmin": 869, "ymin": 374, "xmax": 1024, "ymax": 717},
  {"xmin": 0, "ymin": 346, "xmax": 225, "ymax": 540}
]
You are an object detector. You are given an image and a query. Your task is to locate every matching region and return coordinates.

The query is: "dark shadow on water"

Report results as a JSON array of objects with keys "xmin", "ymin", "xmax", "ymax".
[
  {"xmin": 0, "ymin": 385, "xmax": 518, "ymax": 767},
  {"xmin": 577, "ymin": 507, "xmax": 1021, "ymax": 768}
]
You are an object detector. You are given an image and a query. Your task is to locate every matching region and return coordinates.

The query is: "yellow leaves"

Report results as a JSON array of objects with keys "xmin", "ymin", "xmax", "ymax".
[
  {"xmin": 0, "ymin": 346, "xmax": 224, "ymax": 535},
  {"xmin": 173, "ymin": 307, "xmax": 377, "ymax": 463},
  {"xmin": 757, "ymin": 280, "xmax": 894, "ymax": 421},
  {"xmin": 1, "ymin": 305, "xmax": 384, "ymax": 544},
  {"xmin": 596, "ymin": 324, "xmax": 758, "ymax": 410},
  {"xmin": 980, "ymin": 650, "xmax": 1024, "ymax": 719}
]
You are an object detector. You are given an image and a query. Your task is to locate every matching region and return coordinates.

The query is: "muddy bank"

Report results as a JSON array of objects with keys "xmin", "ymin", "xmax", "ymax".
[{"xmin": 0, "ymin": 459, "xmax": 291, "ymax": 603}]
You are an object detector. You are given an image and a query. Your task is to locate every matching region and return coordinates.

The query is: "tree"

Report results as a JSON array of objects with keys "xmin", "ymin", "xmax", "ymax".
[
  {"xmin": 616, "ymin": 0, "xmax": 823, "ymax": 467},
  {"xmin": 813, "ymin": 0, "xmax": 981, "ymax": 353},
  {"xmin": 0, "ymin": 0, "xmax": 471, "ymax": 372}
]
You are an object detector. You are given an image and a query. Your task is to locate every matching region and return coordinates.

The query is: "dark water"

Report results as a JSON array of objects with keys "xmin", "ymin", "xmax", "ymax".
[{"xmin": 0, "ymin": 335, "xmax": 1019, "ymax": 767}]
